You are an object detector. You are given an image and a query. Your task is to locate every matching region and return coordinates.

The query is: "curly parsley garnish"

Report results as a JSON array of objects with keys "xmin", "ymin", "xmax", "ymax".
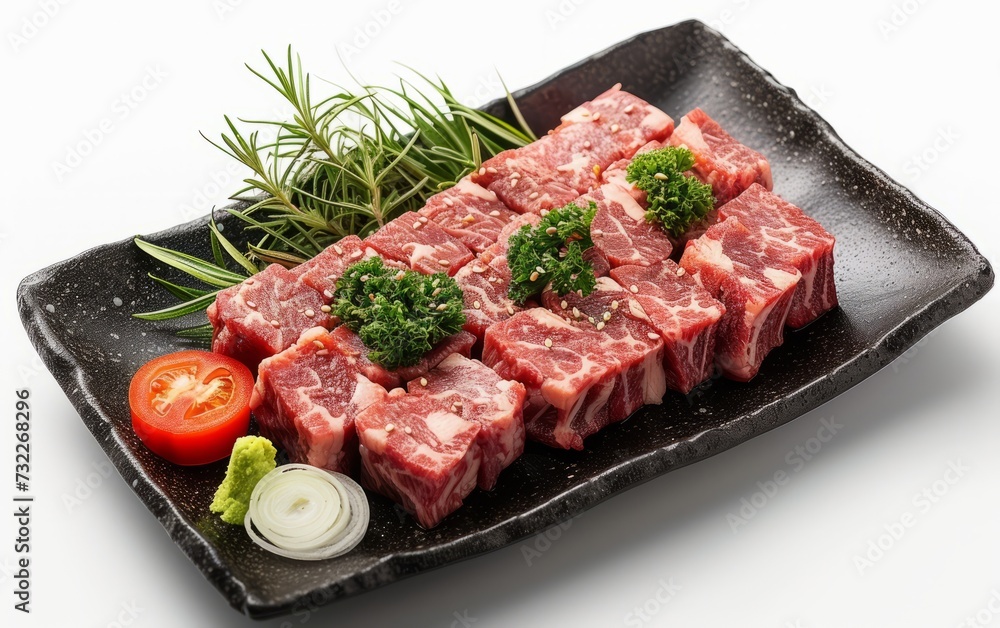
[
  {"xmin": 332, "ymin": 258, "xmax": 465, "ymax": 369},
  {"xmin": 626, "ymin": 146, "xmax": 715, "ymax": 237},
  {"xmin": 507, "ymin": 201, "xmax": 598, "ymax": 304}
]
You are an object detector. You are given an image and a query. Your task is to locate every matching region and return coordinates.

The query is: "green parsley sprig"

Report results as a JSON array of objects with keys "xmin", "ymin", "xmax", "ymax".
[
  {"xmin": 507, "ymin": 201, "xmax": 598, "ymax": 304},
  {"xmin": 626, "ymin": 146, "xmax": 715, "ymax": 237},
  {"xmin": 332, "ymin": 258, "xmax": 465, "ymax": 369}
]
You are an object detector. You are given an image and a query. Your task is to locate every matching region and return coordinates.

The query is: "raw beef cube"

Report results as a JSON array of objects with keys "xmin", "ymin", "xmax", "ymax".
[
  {"xmin": 364, "ymin": 214, "xmax": 473, "ymax": 276},
  {"xmin": 250, "ymin": 327, "xmax": 387, "ymax": 475},
  {"xmin": 716, "ymin": 184, "xmax": 837, "ymax": 328},
  {"xmin": 207, "ymin": 264, "xmax": 333, "ymax": 371},
  {"xmin": 679, "ymin": 217, "xmax": 800, "ymax": 381},
  {"xmin": 587, "ymin": 183, "xmax": 672, "ymax": 268},
  {"xmin": 668, "ymin": 108, "xmax": 772, "ymax": 205},
  {"xmin": 541, "ymin": 276, "xmax": 666, "ymax": 407},
  {"xmin": 556, "ymin": 85, "xmax": 674, "ymax": 158},
  {"xmin": 418, "ymin": 178, "xmax": 517, "ymax": 253},
  {"xmin": 453, "ymin": 256, "xmax": 526, "ymax": 344},
  {"xmin": 409, "ymin": 354, "xmax": 527, "ymax": 490},
  {"xmin": 327, "ymin": 326, "xmax": 476, "ymax": 387},
  {"xmin": 356, "ymin": 388, "xmax": 482, "ymax": 528},
  {"xmin": 610, "ymin": 261, "xmax": 726, "ymax": 393},
  {"xmin": 483, "ymin": 308, "xmax": 653, "ymax": 450},
  {"xmin": 291, "ymin": 235, "xmax": 376, "ymax": 297},
  {"xmin": 479, "ymin": 213, "xmax": 541, "ymax": 266},
  {"xmin": 601, "ymin": 140, "xmax": 664, "ymax": 204}
]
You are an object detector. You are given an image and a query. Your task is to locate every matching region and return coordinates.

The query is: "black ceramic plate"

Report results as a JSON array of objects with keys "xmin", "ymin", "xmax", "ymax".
[{"xmin": 17, "ymin": 20, "xmax": 993, "ymax": 618}]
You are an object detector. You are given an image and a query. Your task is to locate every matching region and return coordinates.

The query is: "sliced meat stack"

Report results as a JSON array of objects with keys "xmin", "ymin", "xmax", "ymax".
[
  {"xmin": 208, "ymin": 264, "xmax": 333, "ymax": 372},
  {"xmin": 483, "ymin": 307, "xmax": 661, "ymax": 450},
  {"xmin": 609, "ymin": 261, "xmax": 726, "ymax": 393},
  {"xmin": 418, "ymin": 178, "xmax": 517, "ymax": 253},
  {"xmin": 472, "ymin": 85, "xmax": 674, "ymax": 214},
  {"xmin": 364, "ymin": 213, "xmax": 473, "ymax": 276},
  {"xmin": 587, "ymin": 183, "xmax": 672, "ymax": 268},
  {"xmin": 408, "ymin": 354, "xmax": 527, "ymax": 490},
  {"xmin": 679, "ymin": 216, "xmax": 801, "ymax": 381},
  {"xmin": 716, "ymin": 184, "xmax": 837, "ymax": 328},
  {"xmin": 668, "ymin": 107, "xmax": 773, "ymax": 206},
  {"xmin": 250, "ymin": 327, "xmax": 387, "ymax": 475},
  {"xmin": 356, "ymin": 389, "xmax": 482, "ymax": 529}
]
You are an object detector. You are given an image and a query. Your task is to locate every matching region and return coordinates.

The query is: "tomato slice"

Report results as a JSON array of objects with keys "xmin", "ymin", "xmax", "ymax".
[{"xmin": 128, "ymin": 350, "xmax": 253, "ymax": 466}]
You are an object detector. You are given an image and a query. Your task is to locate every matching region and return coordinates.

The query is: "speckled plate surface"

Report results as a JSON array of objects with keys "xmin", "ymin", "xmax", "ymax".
[{"xmin": 17, "ymin": 20, "xmax": 993, "ymax": 618}]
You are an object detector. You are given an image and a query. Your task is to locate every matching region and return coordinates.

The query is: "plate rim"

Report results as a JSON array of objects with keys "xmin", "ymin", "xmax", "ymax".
[{"xmin": 16, "ymin": 19, "xmax": 995, "ymax": 618}]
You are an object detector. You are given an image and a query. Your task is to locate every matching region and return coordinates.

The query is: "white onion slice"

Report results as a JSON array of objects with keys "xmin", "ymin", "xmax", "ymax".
[{"xmin": 244, "ymin": 464, "xmax": 369, "ymax": 561}]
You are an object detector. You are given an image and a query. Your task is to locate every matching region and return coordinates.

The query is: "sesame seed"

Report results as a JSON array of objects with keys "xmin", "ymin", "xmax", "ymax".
[
  {"xmin": 473, "ymin": 300, "xmax": 481, "ymax": 309},
  {"xmin": 244, "ymin": 279, "xmax": 255, "ymax": 285},
  {"xmin": 580, "ymin": 111, "xmax": 590, "ymax": 117},
  {"xmin": 394, "ymin": 270, "xmax": 406, "ymax": 280},
  {"xmin": 246, "ymin": 300, "xmax": 257, "ymax": 309},
  {"xmin": 592, "ymin": 165, "xmax": 601, "ymax": 178},
  {"xmin": 472, "ymin": 265, "xmax": 485, "ymax": 273},
  {"xmin": 324, "ymin": 289, "xmax": 334, "ymax": 298},
  {"xmin": 404, "ymin": 426, "xmax": 412, "ymax": 435},
  {"xmin": 654, "ymin": 172, "xmax": 668, "ymax": 181},
  {"xmin": 360, "ymin": 274, "xmax": 370, "ymax": 282},
  {"xmin": 444, "ymin": 197, "xmax": 454, "ymax": 207},
  {"xmin": 478, "ymin": 167, "xmax": 486, "ymax": 176},
  {"xmin": 588, "ymin": 316, "xmax": 595, "ymax": 324},
  {"xmin": 545, "ymin": 226, "xmax": 557, "ymax": 235},
  {"xmin": 624, "ymin": 104, "xmax": 635, "ymax": 113},
  {"xmin": 333, "ymin": 244, "xmax": 344, "ymax": 255},
  {"xmin": 630, "ymin": 284, "xmax": 639, "ymax": 293},
  {"xmin": 453, "ymin": 400, "xmax": 463, "ymax": 409},
  {"xmin": 592, "ymin": 229, "xmax": 603, "ymax": 237},
  {"xmin": 593, "ymin": 112, "xmax": 601, "ymax": 121},
  {"xmin": 506, "ymin": 305, "xmax": 515, "ymax": 315},
  {"xmin": 413, "ymin": 221, "xmax": 422, "ymax": 229},
  {"xmin": 432, "ymin": 287, "xmax": 442, "ymax": 296},
  {"xmin": 510, "ymin": 171, "xmax": 521, "ymax": 179},
  {"xmin": 489, "ymin": 210, "xmax": 501, "ymax": 217},
  {"xmin": 596, "ymin": 321, "xmax": 605, "ymax": 330},
  {"xmin": 438, "ymin": 259, "xmax": 451, "ymax": 266},
  {"xmin": 544, "ymin": 338, "xmax": 552, "ymax": 348},
  {"xmin": 487, "ymin": 167, "xmax": 498, "ymax": 174},
  {"xmin": 316, "ymin": 349, "xmax": 329, "ymax": 356},
  {"xmin": 420, "ymin": 216, "xmax": 428, "ymax": 223},
  {"xmin": 573, "ymin": 307, "xmax": 581, "ymax": 318},
  {"xmin": 385, "ymin": 423, "xmax": 395, "ymax": 433},
  {"xmin": 462, "ymin": 214, "xmax": 476, "ymax": 224},
  {"xmin": 611, "ymin": 300, "xmax": 619, "ymax": 310},
  {"xmin": 305, "ymin": 308, "xmax": 315, "ymax": 317},
  {"xmin": 677, "ymin": 267, "xmax": 686, "ymax": 276},
  {"xmin": 313, "ymin": 340, "xmax": 325, "ymax": 349},
  {"xmin": 602, "ymin": 311, "xmax": 611, "ymax": 321},
  {"xmin": 536, "ymin": 266, "xmax": 545, "ymax": 273},
  {"xmin": 270, "ymin": 319, "xmax": 280, "ymax": 327},
  {"xmin": 529, "ymin": 271, "xmax": 539, "ymax": 282},
  {"xmin": 321, "ymin": 305, "xmax": 332, "ymax": 313},
  {"xmin": 583, "ymin": 140, "xmax": 591, "ymax": 149},
  {"xmin": 510, "ymin": 178, "xmax": 519, "ymax": 187},
  {"xmin": 560, "ymin": 300, "xmax": 568, "ymax": 310},
  {"xmin": 648, "ymin": 332, "xmax": 660, "ymax": 340},
  {"xmin": 436, "ymin": 303, "xmax": 448, "ymax": 311},
  {"xmin": 419, "ymin": 377, "xmax": 428, "ymax": 387},
  {"xmin": 539, "ymin": 209, "xmax": 549, "ymax": 216},
  {"xmin": 611, "ymin": 124, "xmax": 620, "ymax": 133},
  {"xmin": 352, "ymin": 250, "xmax": 363, "ymax": 258}
]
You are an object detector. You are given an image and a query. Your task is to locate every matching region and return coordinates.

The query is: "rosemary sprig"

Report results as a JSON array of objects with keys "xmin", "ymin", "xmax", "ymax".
[{"xmin": 134, "ymin": 47, "xmax": 534, "ymax": 325}]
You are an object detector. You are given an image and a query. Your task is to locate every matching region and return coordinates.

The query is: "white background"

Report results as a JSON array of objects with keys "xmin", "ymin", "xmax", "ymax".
[{"xmin": 2, "ymin": 1, "xmax": 999, "ymax": 626}]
